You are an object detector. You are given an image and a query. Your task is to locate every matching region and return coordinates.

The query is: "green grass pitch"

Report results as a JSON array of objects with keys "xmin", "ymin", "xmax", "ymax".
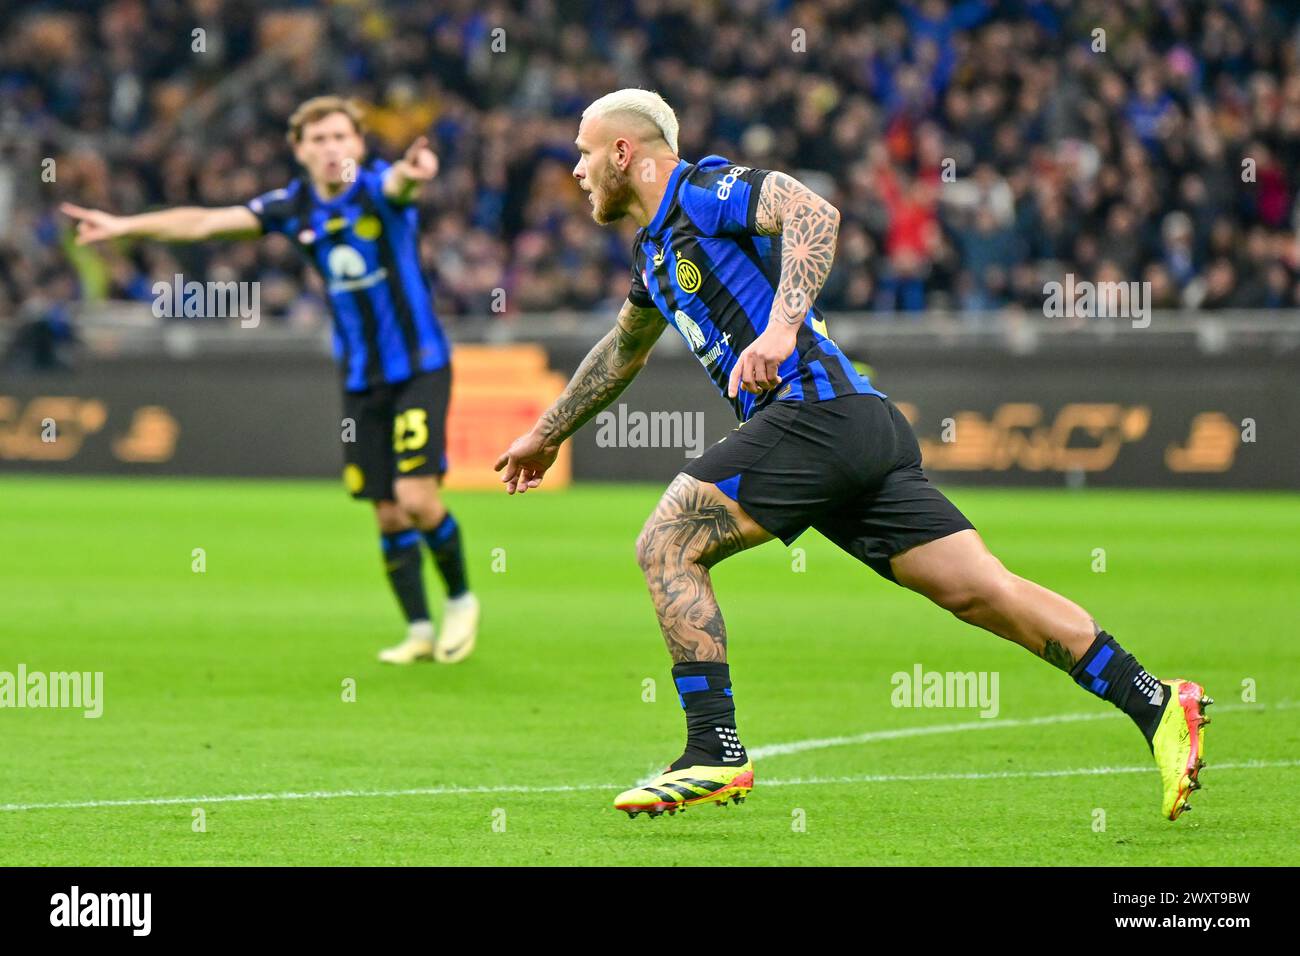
[{"xmin": 1, "ymin": 476, "xmax": 1297, "ymax": 866}]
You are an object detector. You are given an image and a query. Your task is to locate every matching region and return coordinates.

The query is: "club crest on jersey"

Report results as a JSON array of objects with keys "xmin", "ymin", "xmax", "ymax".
[
  {"xmin": 353, "ymin": 214, "xmax": 382, "ymax": 240},
  {"xmin": 676, "ymin": 258, "xmax": 702, "ymax": 293},
  {"xmin": 673, "ymin": 310, "xmax": 707, "ymax": 351}
]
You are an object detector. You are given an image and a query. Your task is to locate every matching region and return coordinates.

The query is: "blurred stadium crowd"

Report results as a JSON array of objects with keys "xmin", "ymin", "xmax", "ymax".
[{"xmin": 2, "ymin": 0, "xmax": 1299, "ymax": 340}]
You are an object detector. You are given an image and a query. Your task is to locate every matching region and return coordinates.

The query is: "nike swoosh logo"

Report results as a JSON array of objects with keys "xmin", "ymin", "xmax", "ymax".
[{"xmin": 397, "ymin": 455, "xmax": 427, "ymax": 473}]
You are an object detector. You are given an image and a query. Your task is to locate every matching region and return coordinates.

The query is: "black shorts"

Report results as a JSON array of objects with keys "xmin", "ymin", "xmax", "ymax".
[
  {"xmin": 682, "ymin": 394, "xmax": 974, "ymax": 581},
  {"xmin": 341, "ymin": 367, "xmax": 450, "ymax": 500}
]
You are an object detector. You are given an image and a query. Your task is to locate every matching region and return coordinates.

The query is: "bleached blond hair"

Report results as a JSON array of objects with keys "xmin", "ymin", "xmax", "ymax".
[{"xmin": 582, "ymin": 88, "xmax": 679, "ymax": 154}]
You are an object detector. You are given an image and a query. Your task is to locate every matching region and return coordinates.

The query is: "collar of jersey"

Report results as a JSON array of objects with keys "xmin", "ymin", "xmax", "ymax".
[
  {"xmin": 308, "ymin": 169, "xmax": 366, "ymax": 209},
  {"xmin": 646, "ymin": 159, "xmax": 691, "ymax": 236}
]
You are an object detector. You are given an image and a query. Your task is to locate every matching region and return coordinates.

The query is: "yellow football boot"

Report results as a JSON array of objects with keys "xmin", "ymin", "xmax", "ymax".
[
  {"xmin": 1151, "ymin": 679, "xmax": 1212, "ymax": 820},
  {"xmin": 614, "ymin": 760, "xmax": 754, "ymax": 818}
]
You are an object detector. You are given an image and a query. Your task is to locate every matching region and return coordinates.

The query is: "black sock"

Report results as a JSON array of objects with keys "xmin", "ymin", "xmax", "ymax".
[
  {"xmin": 423, "ymin": 512, "xmax": 468, "ymax": 599},
  {"xmin": 381, "ymin": 530, "xmax": 429, "ymax": 624},
  {"xmin": 669, "ymin": 662, "xmax": 747, "ymax": 770},
  {"xmin": 1069, "ymin": 631, "xmax": 1167, "ymax": 745}
]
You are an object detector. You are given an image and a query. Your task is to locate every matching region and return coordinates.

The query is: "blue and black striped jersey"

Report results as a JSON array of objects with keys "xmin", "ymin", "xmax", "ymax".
[
  {"xmin": 628, "ymin": 155, "xmax": 884, "ymax": 421},
  {"xmin": 247, "ymin": 159, "xmax": 450, "ymax": 393}
]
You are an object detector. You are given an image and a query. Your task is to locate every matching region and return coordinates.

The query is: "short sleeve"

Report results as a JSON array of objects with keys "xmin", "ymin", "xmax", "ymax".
[
  {"xmin": 246, "ymin": 180, "xmax": 302, "ymax": 236},
  {"xmin": 361, "ymin": 158, "xmax": 401, "ymax": 205},
  {"xmin": 677, "ymin": 162, "xmax": 772, "ymax": 237},
  {"xmin": 628, "ymin": 256, "xmax": 654, "ymax": 309}
]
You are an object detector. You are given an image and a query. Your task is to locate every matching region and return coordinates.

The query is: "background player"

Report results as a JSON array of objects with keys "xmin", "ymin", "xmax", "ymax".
[
  {"xmin": 496, "ymin": 89, "xmax": 1210, "ymax": 821},
  {"xmin": 62, "ymin": 96, "xmax": 479, "ymax": 665}
]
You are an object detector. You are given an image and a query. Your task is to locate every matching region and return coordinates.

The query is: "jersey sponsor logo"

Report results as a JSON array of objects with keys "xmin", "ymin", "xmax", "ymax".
[
  {"xmin": 714, "ymin": 165, "xmax": 751, "ymax": 200},
  {"xmin": 328, "ymin": 245, "xmax": 368, "ymax": 278},
  {"xmin": 326, "ymin": 245, "xmax": 388, "ymax": 292},
  {"xmin": 676, "ymin": 258, "xmax": 702, "ymax": 293},
  {"xmin": 699, "ymin": 332, "xmax": 731, "ymax": 368},
  {"xmin": 673, "ymin": 310, "xmax": 730, "ymax": 368},
  {"xmin": 673, "ymin": 310, "xmax": 707, "ymax": 350},
  {"xmin": 328, "ymin": 270, "xmax": 389, "ymax": 292}
]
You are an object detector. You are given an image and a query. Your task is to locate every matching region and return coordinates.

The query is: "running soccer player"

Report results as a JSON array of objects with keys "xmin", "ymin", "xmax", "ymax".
[
  {"xmin": 63, "ymin": 95, "xmax": 479, "ymax": 665},
  {"xmin": 495, "ymin": 89, "xmax": 1210, "ymax": 821}
]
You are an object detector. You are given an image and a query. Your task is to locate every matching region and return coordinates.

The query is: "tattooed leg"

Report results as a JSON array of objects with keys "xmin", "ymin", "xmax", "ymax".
[
  {"xmin": 635, "ymin": 474, "xmax": 773, "ymax": 663},
  {"xmin": 889, "ymin": 529, "xmax": 1097, "ymax": 668}
]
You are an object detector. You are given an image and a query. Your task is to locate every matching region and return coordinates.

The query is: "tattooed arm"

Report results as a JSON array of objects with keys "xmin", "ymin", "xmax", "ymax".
[
  {"xmin": 754, "ymin": 171, "xmax": 841, "ymax": 325},
  {"xmin": 535, "ymin": 299, "xmax": 665, "ymax": 443},
  {"xmin": 494, "ymin": 299, "xmax": 665, "ymax": 493},
  {"xmin": 727, "ymin": 171, "xmax": 841, "ymax": 397}
]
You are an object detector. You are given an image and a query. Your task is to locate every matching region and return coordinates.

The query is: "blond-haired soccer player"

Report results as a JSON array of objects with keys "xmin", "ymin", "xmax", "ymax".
[
  {"xmin": 64, "ymin": 96, "xmax": 479, "ymax": 665},
  {"xmin": 496, "ymin": 89, "xmax": 1209, "ymax": 820}
]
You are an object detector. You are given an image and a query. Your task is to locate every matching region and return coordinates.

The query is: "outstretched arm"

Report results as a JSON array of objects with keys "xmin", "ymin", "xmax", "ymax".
[
  {"xmin": 728, "ymin": 171, "xmax": 841, "ymax": 397},
  {"xmin": 383, "ymin": 136, "xmax": 439, "ymax": 203},
  {"xmin": 61, "ymin": 202, "xmax": 261, "ymax": 244},
  {"xmin": 494, "ymin": 299, "xmax": 665, "ymax": 494}
]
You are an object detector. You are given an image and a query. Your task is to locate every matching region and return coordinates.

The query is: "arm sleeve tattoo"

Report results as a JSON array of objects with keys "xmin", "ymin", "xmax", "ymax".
[
  {"xmin": 534, "ymin": 299, "xmax": 666, "ymax": 444},
  {"xmin": 753, "ymin": 170, "xmax": 841, "ymax": 326}
]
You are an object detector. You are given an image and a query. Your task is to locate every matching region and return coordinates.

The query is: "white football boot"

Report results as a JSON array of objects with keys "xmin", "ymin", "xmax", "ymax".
[
  {"xmin": 434, "ymin": 592, "xmax": 479, "ymax": 663},
  {"xmin": 378, "ymin": 619, "xmax": 436, "ymax": 664}
]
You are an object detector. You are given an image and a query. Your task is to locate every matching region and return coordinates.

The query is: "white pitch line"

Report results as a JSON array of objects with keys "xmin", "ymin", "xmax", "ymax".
[
  {"xmin": 748, "ymin": 710, "xmax": 1116, "ymax": 759},
  {"xmin": 0, "ymin": 783, "xmax": 608, "ymax": 814},
  {"xmin": 748, "ymin": 699, "xmax": 1296, "ymax": 760},
  {"xmin": 2, "ymin": 702, "xmax": 1293, "ymax": 814},
  {"xmin": 4, "ymin": 759, "xmax": 1298, "ymax": 814},
  {"xmin": 760, "ymin": 758, "xmax": 1300, "ymax": 788}
]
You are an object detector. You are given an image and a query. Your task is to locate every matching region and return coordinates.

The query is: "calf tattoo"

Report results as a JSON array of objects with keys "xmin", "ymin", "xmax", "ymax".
[
  {"xmin": 637, "ymin": 475, "xmax": 749, "ymax": 663},
  {"xmin": 1040, "ymin": 638, "xmax": 1077, "ymax": 671}
]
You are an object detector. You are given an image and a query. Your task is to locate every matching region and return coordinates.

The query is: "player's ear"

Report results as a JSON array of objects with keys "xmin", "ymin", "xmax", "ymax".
[{"xmin": 613, "ymin": 137, "xmax": 634, "ymax": 171}]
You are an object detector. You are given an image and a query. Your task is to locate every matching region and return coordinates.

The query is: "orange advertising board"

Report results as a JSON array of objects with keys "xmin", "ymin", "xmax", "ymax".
[{"xmin": 443, "ymin": 344, "xmax": 571, "ymax": 490}]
